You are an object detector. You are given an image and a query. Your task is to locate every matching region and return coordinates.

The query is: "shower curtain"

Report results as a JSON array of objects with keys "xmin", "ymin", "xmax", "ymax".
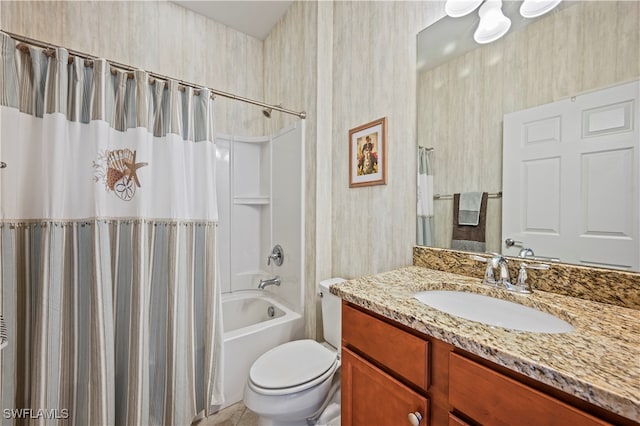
[
  {"xmin": 417, "ymin": 146, "xmax": 434, "ymax": 246},
  {"xmin": 0, "ymin": 32, "xmax": 223, "ymax": 425}
]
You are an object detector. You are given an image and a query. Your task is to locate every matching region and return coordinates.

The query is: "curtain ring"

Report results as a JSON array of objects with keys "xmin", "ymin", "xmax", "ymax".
[{"xmin": 0, "ymin": 161, "xmax": 7, "ymax": 169}]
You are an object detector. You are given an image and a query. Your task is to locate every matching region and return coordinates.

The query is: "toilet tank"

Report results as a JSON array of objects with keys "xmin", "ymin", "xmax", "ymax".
[{"xmin": 319, "ymin": 278, "xmax": 345, "ymax": 349}]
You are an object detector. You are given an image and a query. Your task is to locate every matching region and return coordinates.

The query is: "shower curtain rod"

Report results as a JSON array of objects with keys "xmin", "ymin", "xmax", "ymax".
[{"xmin": 2, "ymin": 30, "xmax": 307, "ymax": 119}]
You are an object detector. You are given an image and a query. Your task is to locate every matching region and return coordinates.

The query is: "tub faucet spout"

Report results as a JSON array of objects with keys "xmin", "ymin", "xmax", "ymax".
[{"xmin": 258, "ymin": 275, "xmax": 281, "ymax": 289}]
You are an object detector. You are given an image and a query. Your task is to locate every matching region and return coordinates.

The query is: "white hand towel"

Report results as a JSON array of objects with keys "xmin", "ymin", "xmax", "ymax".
[{"xmin": 458, "ymin": 191, "xmax": 483, "ymax": 226}]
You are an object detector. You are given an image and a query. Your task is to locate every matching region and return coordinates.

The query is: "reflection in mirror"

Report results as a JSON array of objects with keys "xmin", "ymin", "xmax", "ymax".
[{"xmin": 416, "ymin": 1, "xmax": 640, "ymax": 271}]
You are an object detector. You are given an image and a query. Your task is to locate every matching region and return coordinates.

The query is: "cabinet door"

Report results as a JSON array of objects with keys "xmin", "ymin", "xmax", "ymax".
[
  {"xmin": 448, "ymin": 413, "xmax": 471, "ymax": 426},
  {"xmin": 342, "ymin": 347, "xmax": 429, "ymax": 426},
  {"xmin": 449, "ymin": 353, "xmax": 612, "ymax": 426}
]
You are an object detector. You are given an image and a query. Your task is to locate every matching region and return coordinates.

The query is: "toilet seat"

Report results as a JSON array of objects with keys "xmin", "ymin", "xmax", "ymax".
[{"xmin": 249, "ymin": 339, "xmax": 338, "ymax": 396}]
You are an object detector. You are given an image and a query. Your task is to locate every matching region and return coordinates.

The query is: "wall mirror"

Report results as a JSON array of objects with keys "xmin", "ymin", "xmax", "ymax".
[{"xmin": 416, "ymin": 0, "xmax": 640, "ymax": 271}]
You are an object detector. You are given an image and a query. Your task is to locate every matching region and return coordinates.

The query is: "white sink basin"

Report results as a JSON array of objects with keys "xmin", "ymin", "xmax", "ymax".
[{"xmin": 413, "ymin": 290, "xmax": 574, "ymax": 333}]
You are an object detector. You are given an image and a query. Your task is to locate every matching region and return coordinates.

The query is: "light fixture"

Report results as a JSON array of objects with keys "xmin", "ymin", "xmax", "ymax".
[
  {"xmin": 445, "ymin": 0, "xmax": 562, "ymax": 45},
  {"xmin": 520, "ymin": 0, "xmax": 562, "ymax": 18},
  {"xmin": 473, "ymin": 0, "xmax": 511, "ymax": 44},
  {"xmin": 445, "ymin": 0, "xmax": 484, "ymax": 18}
]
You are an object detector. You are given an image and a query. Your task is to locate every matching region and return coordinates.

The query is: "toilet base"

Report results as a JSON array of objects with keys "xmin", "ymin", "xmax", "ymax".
[
  {"xmin": 256, "ymin": 416, "xmax": 308, "ymax": 426},
  {"xmin": 244, "ymin": 369, "xmax": 339, "ymax": 425}
]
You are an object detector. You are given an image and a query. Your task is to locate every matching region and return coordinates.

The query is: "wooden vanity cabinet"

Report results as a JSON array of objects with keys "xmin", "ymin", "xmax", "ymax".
[
  {"xmin": 342, "ymin": 347, "xmax": 429, "ymax": 426},
  {"xmin": 449, "ymin": 352, "xmax": 612, "ymax": 426},
  {"xmin": 342, "ymin": 302, "xmax": 454, "ymax": 426},
  {"xmin": 341, "ymin": 301, "xmax": 636, "ymax": 426},
  {"xmin": 448, "ymin": 412, "xmax": 471, "ymax": 426}
]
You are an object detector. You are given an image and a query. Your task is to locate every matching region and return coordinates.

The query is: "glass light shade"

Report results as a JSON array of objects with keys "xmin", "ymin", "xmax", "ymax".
[
  {"xmin": 473, "ymin": 0, "xmax": 511, "ymax": 44},
  {"xmin": 520, "ymin": 0, "xmax": 562, "ymax": 18},
  {"xmin": 445, "ymin": 0, "xmax": 484, "ymax": 18}
]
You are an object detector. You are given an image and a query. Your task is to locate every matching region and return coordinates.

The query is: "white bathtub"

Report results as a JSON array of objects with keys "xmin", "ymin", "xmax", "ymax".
[{"xmin": 220, "ymin": 290, "xmax": 304, "ymax": 409}]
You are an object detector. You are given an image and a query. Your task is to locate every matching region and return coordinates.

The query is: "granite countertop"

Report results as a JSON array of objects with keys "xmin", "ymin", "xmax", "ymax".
[{"xmin": 330, "ymin": 266, "xmax": 640, "ymax": 422}]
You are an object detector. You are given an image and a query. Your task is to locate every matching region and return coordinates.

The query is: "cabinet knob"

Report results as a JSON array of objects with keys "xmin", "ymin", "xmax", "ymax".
[{"xmin": 408, "ymin": 411, "xmax": 422, "ymax": 426}]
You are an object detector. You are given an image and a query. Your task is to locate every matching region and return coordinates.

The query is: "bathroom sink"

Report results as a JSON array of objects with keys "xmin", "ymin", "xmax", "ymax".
[{"xmin": 413, "ymin": 290, "xmax": 574, "ymax": 333}]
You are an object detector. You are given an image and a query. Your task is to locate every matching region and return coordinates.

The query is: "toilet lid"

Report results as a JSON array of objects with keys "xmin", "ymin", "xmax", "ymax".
[{"xmin": 249, "ymin": 339, "xmax": 337, "ymax": 391}]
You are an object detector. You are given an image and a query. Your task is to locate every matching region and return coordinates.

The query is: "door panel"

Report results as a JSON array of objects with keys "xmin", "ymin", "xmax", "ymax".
[
  {"xmin": 522, "ymin": 157, "xmax": 561, "ymax": 234},
  {"xmin": 581, "ymin": 149, "xmax": 633, "ymax": 237},
  {"xmin": 503, "ymin": 80, "xmax": 639, "ymax": 270},
  {"xmin": 523, "ymin": 115, "xmax": 562, "ymax": 145}
]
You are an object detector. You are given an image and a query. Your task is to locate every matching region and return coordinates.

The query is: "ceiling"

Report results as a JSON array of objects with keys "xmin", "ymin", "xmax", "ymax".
[
  {"xmin": 172, "ymin": 1, "xmax": 293, "ymax": 40},
  {"xmin": 417, "ymin": 1, "xmax": 575, "ymax": 72}
]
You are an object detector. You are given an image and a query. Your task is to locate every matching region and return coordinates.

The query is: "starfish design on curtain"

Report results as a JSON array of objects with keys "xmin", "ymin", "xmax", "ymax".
[
  {"xmin": 124, "ymin": 150, "xmax": 148, "ymax": 188},
  {"xmin": 93, "ymin": 149, "xmax": 148, "ymax": 201}
]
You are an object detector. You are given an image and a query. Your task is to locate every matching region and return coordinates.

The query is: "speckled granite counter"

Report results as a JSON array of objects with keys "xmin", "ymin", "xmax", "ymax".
[{"xmin": 330, "ymin": 266, "xmax": 640, "ymax": 422}]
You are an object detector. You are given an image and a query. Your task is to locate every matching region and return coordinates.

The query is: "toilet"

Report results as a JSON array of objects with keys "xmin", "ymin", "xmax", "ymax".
[{"xmin": 243, "ymin": 278, "xmax": 345, "ymax": 426}]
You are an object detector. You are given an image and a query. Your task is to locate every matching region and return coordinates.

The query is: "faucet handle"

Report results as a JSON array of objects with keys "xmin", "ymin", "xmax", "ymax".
[
  {"xmin": 522, "ymin": 262, "xmax": 550, "ymax": 270},
  {"xmin": 498, "ymin": 257, "xmax": 512, "ymax": 287},
  {"xmin": 469, "ymin": 254, "xmax": 490, "ymax": 262},
  {"xmin": 267, "ymin": 244, "xmax": 284, "ymax": 266},
  {"xmin": 514, "ymin": 262, "xmax": 549, "ymax": 293},
  {"xmin": 469, "ymin": 255, "xmax": 498, "ymax": 286}
]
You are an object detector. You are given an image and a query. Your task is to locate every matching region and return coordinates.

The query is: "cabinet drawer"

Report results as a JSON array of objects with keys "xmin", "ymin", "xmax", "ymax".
[
  {"xmin": 449, "ymin": 353, "xmax": 612, "ymax": 426},
  {"xmin": 448, "ymin": 412, "xmax": 471, "ymax": 426},
  {"xmin": 342, "ymin": 347, "xmax": 429, "ymax": 426},
  {"xmin": 342, "ymin": 303, "xmax": 429, "ymax": 389}
]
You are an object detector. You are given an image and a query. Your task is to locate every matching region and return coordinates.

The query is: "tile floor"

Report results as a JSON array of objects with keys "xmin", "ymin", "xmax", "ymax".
[{"xmin": 196, "ymin": 402, "xmax": 258, "ymax": 426}]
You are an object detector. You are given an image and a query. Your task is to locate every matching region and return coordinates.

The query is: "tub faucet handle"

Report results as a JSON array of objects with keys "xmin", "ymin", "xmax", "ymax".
[{"xmin": 267, "ymin": 244, "xmax": 284, "ymax": 266}]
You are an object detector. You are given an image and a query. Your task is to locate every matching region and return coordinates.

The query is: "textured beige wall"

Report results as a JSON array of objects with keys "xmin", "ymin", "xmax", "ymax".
[
  {"xmin": 330, "ymin": 1, "xmax": 441, "ymax": 278},
  {"xmin": 417, "ymin": 1, "xmax": 640, "ymax": 253},
  {"xmin": 263, "ymin": 1, "xmax": 324, "ymax": 338},
  {"xmin": 264, "ymin": 1, "xmax": 445, "ymax": 337},
  {"xmin": 0, "ymin": 0, "xmax": 265, "ymax": 135}
]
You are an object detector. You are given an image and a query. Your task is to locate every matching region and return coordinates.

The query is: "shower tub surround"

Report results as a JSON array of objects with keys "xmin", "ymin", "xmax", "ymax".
[
  {"xmin": 330, "ymin": 260, "xmax": 640, "ymax": 423},
  {"xmin": 220, "ymin": 290, "xmax": 304, "ymax": 409},
  {"xmin": 214, "ymin": 122, "xmax": 306, "ymax": 410}
]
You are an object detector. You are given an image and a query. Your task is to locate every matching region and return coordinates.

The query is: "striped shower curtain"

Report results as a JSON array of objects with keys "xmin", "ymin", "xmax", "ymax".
[
  {"xmin": 0, "ymin": 32, "xmax": 223, "ymax": 425},
  {"xmin": 417, "ymin": 146, "xmax": 434, "ymax": 246}
]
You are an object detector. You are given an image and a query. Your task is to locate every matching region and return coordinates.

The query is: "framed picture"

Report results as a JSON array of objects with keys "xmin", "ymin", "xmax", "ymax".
[{"xmin": 349, "ymin": 117, "xmax": 387, "ymax": 188}]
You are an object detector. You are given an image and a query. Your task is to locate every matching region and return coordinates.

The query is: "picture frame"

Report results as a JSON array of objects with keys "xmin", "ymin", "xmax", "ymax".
[{"xmin": 349, "ymin": 117, "xmax": 387, "ymax": 188}]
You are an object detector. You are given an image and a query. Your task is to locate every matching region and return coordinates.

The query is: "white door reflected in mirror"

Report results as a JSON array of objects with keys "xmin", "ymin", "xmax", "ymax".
[{"xmin": 502, "ymin": 80, "xmax": 640, "ymax": 271}]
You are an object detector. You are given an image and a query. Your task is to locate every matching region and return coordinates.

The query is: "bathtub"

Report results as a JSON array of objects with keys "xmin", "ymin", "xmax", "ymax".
[{"xmin": 220, "ymin": 290, "xmax": 304, "ymax": 409}]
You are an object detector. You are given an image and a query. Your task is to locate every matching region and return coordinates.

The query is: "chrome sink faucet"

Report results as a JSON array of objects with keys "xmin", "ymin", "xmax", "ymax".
[
  {"xmin": 470, "ymin": 254, "xmax": 548, "ymax": 294},
  {"xmin": 495, "ymin": 255, "xmax": 513, "ymax": 288},
  {"xmin": 518, "ymin": 247, "xmax": 535, "ymax": 258},
  {"xmin": 470, "ymin": 254, "xmax": 506, "ymax": 287},
  {"xmin": 258, "ymin": 275, "xmax": 281, "ymax": 289}
]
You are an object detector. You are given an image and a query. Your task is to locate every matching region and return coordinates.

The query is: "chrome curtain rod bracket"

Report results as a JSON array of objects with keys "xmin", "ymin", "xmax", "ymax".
[
  {"xmin": 2, "ymin": 30, "xmax": 307, "ymax": 120},
  {"xmin": 434, "ymin": 191, "xmax": 502, "ymax": 200}
]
